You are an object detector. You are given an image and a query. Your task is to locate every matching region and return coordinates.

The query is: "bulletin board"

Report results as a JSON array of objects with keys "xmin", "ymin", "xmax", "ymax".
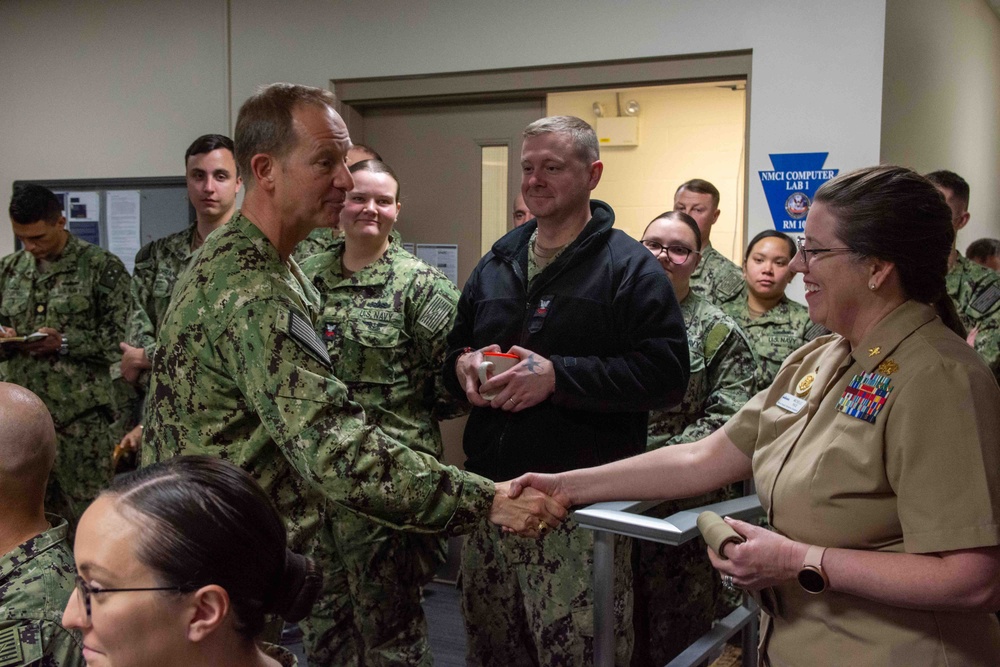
[{"xmin": 12, "ymin": 177, "xmax": 194, "ymax": 273}]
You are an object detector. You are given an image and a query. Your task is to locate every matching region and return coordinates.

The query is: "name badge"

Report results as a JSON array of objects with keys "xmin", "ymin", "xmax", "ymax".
[{"xmin": 776, "ymin": 393, "xmax": 807, "ymax": 414}]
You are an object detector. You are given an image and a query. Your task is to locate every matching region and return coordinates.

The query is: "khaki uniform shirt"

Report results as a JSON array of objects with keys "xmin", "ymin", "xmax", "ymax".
[
  {"xmin": 689, "ymin": 246, "xmax": 744, "ymax": 305},
  {"xmin": 647, "ymin": 292, "xmax": 758, "ymax": 448},
  {"xmin": 0, "ymin": 516, "xmax": 84, "ymax": 667},
  {"xmin": 947, "ymin": 253, "xmax": 1000, "ymax": 384},
  {"xmin": 142, "ymin": 214, "xmax": 494, "ymax": 550},
  {"xmin": 725, "ymin": 301, "xmax": 1000, "ymax": 666},
  {"xmin": 300, "ymin": 238, "xmax": 464, "ymax": 458},
  {"xmin": 719, "ymin": 288, "xmax": 826, "ymax": 388}
]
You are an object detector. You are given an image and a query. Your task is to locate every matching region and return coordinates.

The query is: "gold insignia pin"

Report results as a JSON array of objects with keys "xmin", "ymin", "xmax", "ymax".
[
  {"xmin": 796, "ymin": 373, "xmax": 816, "ymax": 396},
  {"xmin": 867, "ymin": 346, "xmax": 881, "ymax": 357},
  {"xmin": 36, "ymin": 304, "xmax": 45, "ymax": 313},
  {"xmin": 877, "ymin": 358, "xmax": 899, "ymax": 376}
]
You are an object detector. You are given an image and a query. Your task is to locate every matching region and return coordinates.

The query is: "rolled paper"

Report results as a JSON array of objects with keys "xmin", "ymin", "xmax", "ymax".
[{"xmin": 697, "ymin": 511, "xmax": 745, "ymax": 560}]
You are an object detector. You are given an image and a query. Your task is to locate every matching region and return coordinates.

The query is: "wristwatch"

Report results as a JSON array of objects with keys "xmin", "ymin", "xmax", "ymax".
[
  {"xmin": 59, "ymin": 334, "xmax": 69, "ymax": 356},
  {"xmin": 797, "ymin": 545, "xmax": 828, "ymax": 594}
]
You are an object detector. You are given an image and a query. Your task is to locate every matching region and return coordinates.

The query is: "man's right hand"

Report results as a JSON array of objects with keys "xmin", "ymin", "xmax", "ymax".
[
  {"xmin": 0, "ymin": 325, "xmax": 17, "ymax": 339},
  {"xmin": 507, "ymin": 472, "xmax": 574, "ymax": 508},
  {"xmin": 119, "ymin": 342, "xmax": 152, "ymax": 384},
  {"xmin": 489, "ymin": 480, "xmax": 569, "ymax": 537},
  {"xmin": 117, "ymin": 424, "xmax": 143, "ymax": 452},
  {"xmin": 455, "ymin": 344, "xmax": 500, "ymax": 407}
]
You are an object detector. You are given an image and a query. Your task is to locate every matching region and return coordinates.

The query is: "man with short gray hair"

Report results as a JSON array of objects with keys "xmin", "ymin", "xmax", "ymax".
[{"xmin": 445, "ymin": 115, "xmax": 689, "ymax": 666}]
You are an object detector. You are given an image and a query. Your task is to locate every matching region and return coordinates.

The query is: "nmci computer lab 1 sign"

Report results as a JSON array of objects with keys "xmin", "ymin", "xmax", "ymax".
[{"xmin": 759, "ymin": 153, "xmax": 838, "ymax": 233}]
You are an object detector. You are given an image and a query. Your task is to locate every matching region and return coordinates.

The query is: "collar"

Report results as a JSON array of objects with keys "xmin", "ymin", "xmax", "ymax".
[
  {"xmin": 0, "ymin": 515, "xmax": 69, "ymax": 583},
  {"xmin": 489, "ymin": 199, "xmax": 614, "ymax": 263},
  {"xmin": 27, "ymin": 234, "xmax": 84, "ymax": 279},
  {"xmin": 851, "ymin": 300, "xmax": 937, "ymax": 372}
]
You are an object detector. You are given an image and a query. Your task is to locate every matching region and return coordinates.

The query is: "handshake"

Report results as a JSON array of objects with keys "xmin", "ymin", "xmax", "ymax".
[{"xmin": 487, "ymin": 473, "xmax": 572, "ymax": 538}]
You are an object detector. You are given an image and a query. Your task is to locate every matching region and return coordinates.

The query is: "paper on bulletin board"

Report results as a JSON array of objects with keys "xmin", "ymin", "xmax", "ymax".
[
  {"xmin": 416, "ymin": 244, "xmax": 458, "ymax": 285},
  {"xmin": 107, "ymin": 191, "xmax": 142, "ymax": 273},
  {"xmin": 67, "ymin": 191, "xmax": 100, "ymax": 222}
]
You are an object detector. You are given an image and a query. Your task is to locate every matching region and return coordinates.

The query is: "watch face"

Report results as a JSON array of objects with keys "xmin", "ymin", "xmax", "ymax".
[{"xmin": 798, "ymin": 567, "xmax": 826, "ymax": 594}]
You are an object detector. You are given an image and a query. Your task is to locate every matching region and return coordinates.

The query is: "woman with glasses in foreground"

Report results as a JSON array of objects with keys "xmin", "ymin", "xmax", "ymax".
[
  {"xmin": 62, "ymin": 456, "xmax": 320, "ymax": 667},
  {"xmin": 513, "ymin": 166, "xmax": 1000, "ymax": 665},
  {"xmin": 635, "ymin": 211, "xmax": 758, "ymax": 665},
  {"xmin": 718, "ymin": 230, "xmax": 826, "ymax": 387}
]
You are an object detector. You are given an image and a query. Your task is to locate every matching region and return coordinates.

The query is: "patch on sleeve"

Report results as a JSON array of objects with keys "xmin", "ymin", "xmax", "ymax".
[
  {"xmin": 98, "ymin": 261, "xmax": 125, "ymax": 292},
  {"xmin": 971, "ymin": 283, "xmax": 1000, "ymax": 315},
  {"xmin": 804, "ymin": 322, "xmax": 829, "ymax": 341},
  {"xmin": 704, "ymin": 322, "xmax": 730, "ymax": 359},
  {"xmin": 0, "ymin": 626, "xmax": 23, "ymax": 667},
  {"xmin": 285, "ymin": 309, "xmax": 332, "ymax": 368},
  {"xmin": 716, "ymin": 272, "xmax": 745, "ymax": 299},
  {"xmin": 416, "ymin": 293, "xmax": 453, "ymax": 334}
]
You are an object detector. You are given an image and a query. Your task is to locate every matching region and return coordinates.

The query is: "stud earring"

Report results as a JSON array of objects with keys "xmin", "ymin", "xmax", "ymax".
[{"xmin": 869, "ymin": 283, "xmax": 876, "ymax": 290}]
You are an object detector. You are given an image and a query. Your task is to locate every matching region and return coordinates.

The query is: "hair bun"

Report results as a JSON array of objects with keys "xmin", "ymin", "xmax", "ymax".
[{"xmin": 271, "ymin": 550, "xmax": 323, "ymax": 623}]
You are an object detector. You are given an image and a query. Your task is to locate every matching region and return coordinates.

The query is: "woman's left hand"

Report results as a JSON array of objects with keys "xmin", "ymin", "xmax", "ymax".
[{"xmin": 707, "ymin": 517, "xmax": 808, "ymax": 591}]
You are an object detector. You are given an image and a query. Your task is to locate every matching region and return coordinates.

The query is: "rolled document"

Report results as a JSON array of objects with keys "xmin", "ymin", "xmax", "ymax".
[{"xmin": 697, "ymin": 511, "xmax": 745, "ymax": 560}]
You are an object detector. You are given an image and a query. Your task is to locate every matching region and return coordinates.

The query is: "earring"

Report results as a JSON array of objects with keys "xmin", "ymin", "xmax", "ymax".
[{"xmin": 869, "ymin": 283, "xmax": 876, "ymax": 290}]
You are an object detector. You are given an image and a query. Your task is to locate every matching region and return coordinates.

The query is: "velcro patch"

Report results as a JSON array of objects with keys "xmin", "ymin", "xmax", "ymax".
[
  {"xmin": 0, "ymin": 626, "xmax": 23, "ymax": 667},
  {"xmin": 704, "ymin": 323, "xmax": 730, "ymax": 359},
  {"xmin": 99, "ymin": 261, "xmax": 125, "ymax": 292},
  {"xmin": 716, "ymin": 272, "xmax": 745, "ymax": 299},
  {"xmin": 804, "ymin": 322, "xmax": 829, "ymax": 341},
  {"xmin": 971, "ymin": 283, "xmax": 1000, "ymax": 315},
  {"xmin": 286, "ymin": 309, "xmax": 332, "ymax": 368},
  {"xmin": 416, "ymin": 293, "xmax": 453, "ymax": 334}
]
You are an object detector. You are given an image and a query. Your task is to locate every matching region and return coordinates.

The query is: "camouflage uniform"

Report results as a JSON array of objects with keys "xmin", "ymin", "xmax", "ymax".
[
  {"xmin": 294, "ymin": 227, "xmax": 339, "ymax": 263},
  {"xmin": 299, "ymin": 237, "xmax": 464, "ymax": 666},
  {"xmin": 262, "ymin": 644, "xmax": 299, "ymax": 666},
  {"xmin": 718, "ymin": 288, "xmax": 826, "ymax": 387},
  {"xmin": 0, "ymin": 515, "xmax": 84, "ymax": 667},
  {"xmin": 688, "ymin": 245, "xmax": 744, "ymax": 306},
  {"xmin": 142, "ymin": 214, "xmax": 495, "ymax": 660},
  {"xmin": 636, "ymin": 293, "xmax": 758, "ymax": 666},
  {"xmin": 0, "ymin": 235, "xmax": 130, "ymax": 523},
  {"xmin": 947, "ymin": 253, "xmax": 1000, "ymax": 383}
]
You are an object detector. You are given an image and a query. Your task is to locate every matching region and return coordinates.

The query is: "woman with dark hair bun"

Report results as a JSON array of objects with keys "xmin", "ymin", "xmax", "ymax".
[
  {"xmin": 718, "ymin": 229, "xmax": 826, "ymax": 386},
  {"xmin": 62, "ymin": 456, "xmax": 320, "ymax": 667},
  {"xmin": 513, "ymin": 166, "xmax": 1000, "ymax": 665}
]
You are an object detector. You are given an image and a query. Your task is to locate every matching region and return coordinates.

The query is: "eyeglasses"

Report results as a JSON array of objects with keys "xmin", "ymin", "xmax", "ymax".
[
  {"xmin": 795, "ymin": 237, "xmax": 852, "ymax": 269},
  {"xmin": 74, "ymin": 575, "xmax": 185, "ymax": 621},
  {"xmin": 641, "ymin": 240, "xmax": 700, "ymax": 265}
]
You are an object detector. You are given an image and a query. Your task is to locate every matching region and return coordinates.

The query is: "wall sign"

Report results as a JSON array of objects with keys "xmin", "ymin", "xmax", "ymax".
[{"xmin": 759, "ymin": 153, "xmax": 838, "ymax": 233}]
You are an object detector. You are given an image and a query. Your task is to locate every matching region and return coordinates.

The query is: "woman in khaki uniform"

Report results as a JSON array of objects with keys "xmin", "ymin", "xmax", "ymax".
[{"xmin": 510, "ymin": 166, "xmax": 1000, "ymax": 666}]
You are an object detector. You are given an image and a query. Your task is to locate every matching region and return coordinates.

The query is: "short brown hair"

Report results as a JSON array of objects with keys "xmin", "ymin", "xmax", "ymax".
[
  {"xmin": 674, "ymin": 179, "xmax": 720, "ymax": 209},
  {"xmin": 234, "ymin": 83, "xmax": 338, "ymax": 187}
]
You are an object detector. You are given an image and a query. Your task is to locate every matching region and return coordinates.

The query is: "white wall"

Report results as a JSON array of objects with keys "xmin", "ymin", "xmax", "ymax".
[
  {"xmin": 1, "ymin": 0, "xmax": 888, "ymax": 262},
  {"xmin": 881, "ymin": 0, "xmax": 1000, "ymax": 251}
]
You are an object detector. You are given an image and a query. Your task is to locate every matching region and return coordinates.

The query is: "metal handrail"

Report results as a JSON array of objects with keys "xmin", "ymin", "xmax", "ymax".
[{"xmin": 574, "ymin": 494, "xmax": 764, "ymax": 667}]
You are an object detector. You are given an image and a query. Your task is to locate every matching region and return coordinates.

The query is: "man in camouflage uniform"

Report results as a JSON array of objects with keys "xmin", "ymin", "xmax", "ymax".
[
  {"xmin": 0, "ymin": 184, "xmax": 130, "ymax": 525},
  {"xmin": 926, "ymin": 170, "xmax": 1000, "ymax": 383},
  {"xmin": 445, "ymin": 117, "xmax": 689, "ymax": 667},
  {"xmin": 141, "ymin": 83, "xmax": 564, "ymax": 666},
  {"xmin": 0, "ymin": 383, "xmax": 84, "ymax": 667},
  {"xmin": 675, "ymin": 179, "xmax": 745, "ymax": 305},
  {"xmin": 116, "ymin": 134, "xmax": 241, "ymax": 451},
  {"xmin": 301, "ymin": 202, "xmax": 463, "ymax": 665},
  {"xmin": 636, "ymin": 211, "xmax": 758, "ymax": 666}
]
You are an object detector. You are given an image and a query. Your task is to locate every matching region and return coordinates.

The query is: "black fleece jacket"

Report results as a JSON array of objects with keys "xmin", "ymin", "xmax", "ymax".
[{"xmin": 443, "ymin": 200, "xmax": 690, "ymax": 481}]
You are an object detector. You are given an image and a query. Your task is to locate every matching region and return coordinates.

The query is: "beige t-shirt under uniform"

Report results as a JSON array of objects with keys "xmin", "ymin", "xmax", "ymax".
[{"xmin": 725, "ymin": 300, "xmax": 1000, "ymax": 667}]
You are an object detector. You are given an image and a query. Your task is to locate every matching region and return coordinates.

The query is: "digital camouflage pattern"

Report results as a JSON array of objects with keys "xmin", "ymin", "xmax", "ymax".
[
  {"xmin": 0, "ymin": 516, "xmax": 84, "ymax": 667},
  {"xmin": 646, "ymin": 292, "xmax": 758, "ymax": 448},
  {"xmin": 461, "ymin": 520, "xmax": 633, "ymax": 667},
  {"xmin": 127, "ymin": 225, "xmax": 199, "ymax": 363},
  {"xmin": 142, "ymin": 213, "xmax": 495, "ymax": 550},
  {"xmin": 294, "ymin": 227, "xmax": 339, "ymax": 263},
  {"xmin": 636, "ymin": 292, "xmax": 757, "ymax": 666},
  {"xmin": 299, "ymin": 238, "xmax": 464, "ymax": 666},
  {"xmin": 947, "ymin": 253, "xmax": 1000, "ymax": 384},
  {"xmin": 688, "ymin": 246, "xmax": 744, "ymax": 305},
  {"xmin": 0, "ymin": 234, "xmax": 130, "ymax": 523},
  {"xmin": 718, "ymin": 287, "xmax": 827, "ymax": 387}
]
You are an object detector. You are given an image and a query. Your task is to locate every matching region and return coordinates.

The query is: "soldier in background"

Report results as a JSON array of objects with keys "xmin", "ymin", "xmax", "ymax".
[
  {"xmin": 0, "ymin": 184, "xmax": 130, "ymax": 524},
  {"xmin": 0, "ymin": 382, "xmax": 84, "ymax": 667},
  {"xmin": 512, "ymin": 192, "xmax": 531, "ymax": 227},
  {"xmin": 926, "ymin": 170, "xmax": 1000, "ymax": 383},
  {"xmin": 116, "ymin": 134, "xmax": 241, "ymax": 453},
  {"xmin": 675, "ymin": 179, "xmax": 744, "ymax": 304},
  {"xmin": 967, "ymin": 238, "xmax": 1000, "ymax": 272},
  {"xmin": 300, "ymin": 158, "xmax": 463, "ymax": 665},
  {"xmin": 636, "ymin": 211, "xmax": 758, "ymax": 666},
  {"xmin": 141, "ymin": 83, "xmax": 565, "ymax": 666}
]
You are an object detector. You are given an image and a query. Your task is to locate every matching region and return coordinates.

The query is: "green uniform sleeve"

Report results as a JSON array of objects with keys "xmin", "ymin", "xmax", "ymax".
[
  {"xmin": 407, "ymin": 273, "xmax": 468, "ymax": 421},
  {"xmin": 224, "ymin": 300, "xmax": 494, "ymax": 533},
  {"xmin": 65, "ymin": 256, "xmax": 131, "ymax": 365},
  {"xmin": 127, "ymin": 251, "xmax": 160, "ymax": 358}
]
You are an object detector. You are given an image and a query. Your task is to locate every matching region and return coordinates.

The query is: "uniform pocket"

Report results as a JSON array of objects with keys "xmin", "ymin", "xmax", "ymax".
[
  {"xmin": 49, "ymin": 292, "xmax": 91, "ymax": 328},
  {"xmin": 340, "ymin": 322, "xmax": 405, "ymax": 384},
  {"xmin": 0, "ymin": 288, "xmax": 28, "ymax": 319}
]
